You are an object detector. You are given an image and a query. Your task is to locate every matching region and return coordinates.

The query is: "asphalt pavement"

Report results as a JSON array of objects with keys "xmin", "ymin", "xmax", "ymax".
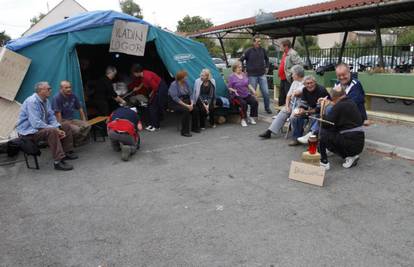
[{"xmin": 1, "ymin": 118, "xmax": 413, "ymax": 267}]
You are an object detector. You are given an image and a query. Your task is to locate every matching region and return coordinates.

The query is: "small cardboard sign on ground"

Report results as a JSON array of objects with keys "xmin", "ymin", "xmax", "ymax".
[
  {"xmin": 289, "ymin": 161, "xmax": 325, "ymax": 187},
  {"xmin": 0, "ymin": 48, "xmax": 31, "ymax": 101},
  {"xmin": 0, "ymin": 97, "xmax": 21, "ymax": 141},
  {"xmin": 109, "ymin": 20, "xmax": 148, "ymax": 56}
]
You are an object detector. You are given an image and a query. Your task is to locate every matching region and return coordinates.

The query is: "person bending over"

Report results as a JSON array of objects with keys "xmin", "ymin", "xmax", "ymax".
[
  {"xmin": 227, "ymin": 62, "xmax": 258, "ymax": 127},
  {"xmin": 318, "ymin": 87, "xmax": 365, "ymax": 170},
  {"xmin": 128, "ymin": 64, "xmax": 169, "ymax": 131},
  {"xmin": 107, "ymin": 107, "xmax": 143, "ymax": 161}
]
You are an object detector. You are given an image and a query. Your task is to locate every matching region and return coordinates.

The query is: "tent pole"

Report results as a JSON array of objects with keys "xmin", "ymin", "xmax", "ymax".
[
  {"xmin": 338, "ymin": 31, "xmax": 348, "ymax": 64},
  {"xmin": 301, "ymin": 31, "xmax": 312, "ymax": 68},
  {"xmin": 218, "ymin": 36, "xmax": 229, "ymax": 67},
  {"xmin": 292, "ymin": 36, "xmax": 296, "ymax": 48},
  {"xmin": 375, "ymin": 17, "xmax": 385, "ymax": 68}
]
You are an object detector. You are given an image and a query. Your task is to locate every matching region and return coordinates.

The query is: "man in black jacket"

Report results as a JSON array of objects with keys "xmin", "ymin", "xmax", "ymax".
[
  {"xmin": 318, "ymin": 87, "xmax": 365, "ymax": 170},
  {"xmin": 289, "ymin": 76, "xmax": 330, "ymax": 146}
]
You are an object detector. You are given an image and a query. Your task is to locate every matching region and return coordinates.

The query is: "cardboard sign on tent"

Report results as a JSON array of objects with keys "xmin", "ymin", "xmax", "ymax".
[{"xmin": 0, "ymin": 48, "xmax": 31, "ymax": 101}]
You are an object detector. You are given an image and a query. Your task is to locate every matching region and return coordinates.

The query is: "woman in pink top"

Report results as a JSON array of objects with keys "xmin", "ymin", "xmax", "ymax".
[{"xmin": 227, "ymin": 62, "xmax": 258, "ymax": 127}]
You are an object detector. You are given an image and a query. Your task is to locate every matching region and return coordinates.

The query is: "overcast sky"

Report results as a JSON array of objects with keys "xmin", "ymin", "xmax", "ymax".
[{"xmin": 1, "ymin": 0, "xmax": 324, "ymax": 38}]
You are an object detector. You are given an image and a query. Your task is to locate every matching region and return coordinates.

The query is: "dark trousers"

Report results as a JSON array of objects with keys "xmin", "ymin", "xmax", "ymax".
[
  {"xmin": 279, "ymin": 79, "xmax": 291, "ymax": 106},
  {"xmin": 157, "ymin": 80, "xmax": 168, "ymax": 120},
  {"xmin": 26, "ymin": 121, "xmax": 74, "ymax": 161},
  {"xmin": 231, "ymin": 95, "xmax": 258, "ymax": 119},
  {"xmin": 168, "ymin": 98, "xmax": 200, "ymax": 134},
  {"xmin": 197, "ymin": 99, "xmax": 215, "ymax": 128},
  {"xmin": 149, "ymin": 92, "xmax": 161, "ymax": 128},
  {"xmin": 319, "ymin": 130, "xmax": 365, "ymax": 162}
]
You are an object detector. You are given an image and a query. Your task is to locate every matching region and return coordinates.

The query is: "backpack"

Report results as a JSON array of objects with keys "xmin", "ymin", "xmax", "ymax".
[{"xmin": 7, "ymin": 137, "xmax": 41, "ymax": 157}]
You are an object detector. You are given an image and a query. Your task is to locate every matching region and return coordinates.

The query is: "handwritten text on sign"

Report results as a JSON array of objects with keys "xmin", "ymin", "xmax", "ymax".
[
  {"xmin": 109, "ymin": 20, "xmax": 148, "ymax": 56},
  {"xmin": 288, "ymin": 161, "xmax": 325, "ymax": 187},
  {"xmin": 0, "ymin": 48, "xmax": 31, "ymax": 101}
]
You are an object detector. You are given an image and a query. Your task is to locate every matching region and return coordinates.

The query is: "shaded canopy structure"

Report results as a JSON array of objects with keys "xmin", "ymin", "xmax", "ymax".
[{"xmin": 189, "ymin": 0, "xmax": 414, "ymax": 67}]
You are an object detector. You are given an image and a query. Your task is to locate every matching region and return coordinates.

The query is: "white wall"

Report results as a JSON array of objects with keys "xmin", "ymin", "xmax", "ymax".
[{"xmin": 23, "ymin": 0, "xmax": 86, "ymax": 37}]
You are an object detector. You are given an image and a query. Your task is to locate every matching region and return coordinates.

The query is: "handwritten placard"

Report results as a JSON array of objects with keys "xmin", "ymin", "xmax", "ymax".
[
  {"xmin": 109, "ymin": 20, "xmax": 148, "ymax": 56},
  {"xmin": 0, "ymin": 48, "xmax": 31, "ymax": 101},
  {"xmin": 0, "ymin": 97, "xmax": 21, "ymax": 140},
  {"xmin": 288, "ymin": 161, "xmax": 325, "ymax": 187}
]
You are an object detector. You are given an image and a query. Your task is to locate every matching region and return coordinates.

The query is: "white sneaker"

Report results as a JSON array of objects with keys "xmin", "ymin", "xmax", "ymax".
[
  {"xmin": 342, "ymin": 155, "xmax": 359, "ymax": 168},
  {"xmin": 272, "ymin": 115, "xmax": 277, "ymax": 119},
  {"xmin": 146, "ymin": 126, "xmax": 155, "ymax": 132},
  {"xmin": 320, "ymin": 161, "xmax": 330, "ymax": 170},
  {"xmin": 298, "ymin": 132, "xmax": 313, "ymax": 144},
  {"xmin": 249, "ymin": 117, "xmax": 257, "ymax": 125},
  {"xmin": 145, "ymin": 125, "xmax": 153, "ymax": 130},
  {"xmin": 241, "ymin": 119, "xmax": 248, "ymax": 127}
]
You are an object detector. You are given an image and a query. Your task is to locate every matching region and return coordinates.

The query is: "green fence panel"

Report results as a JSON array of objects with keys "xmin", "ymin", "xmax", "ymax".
[{"xmin": 359, "ymin": 73, "xmax": 414, "ymax": 98}]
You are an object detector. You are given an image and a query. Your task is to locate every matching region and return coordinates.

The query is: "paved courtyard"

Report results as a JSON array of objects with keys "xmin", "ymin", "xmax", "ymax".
[{"xmin": 1, "ymin": 120, "xmax": 413, "ymax": 266}]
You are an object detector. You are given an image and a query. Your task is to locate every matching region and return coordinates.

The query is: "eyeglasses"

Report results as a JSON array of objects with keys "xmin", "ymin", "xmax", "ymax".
[{"xmin": 46, "ymin": 87, "xmax": 52, "ymax": 91}]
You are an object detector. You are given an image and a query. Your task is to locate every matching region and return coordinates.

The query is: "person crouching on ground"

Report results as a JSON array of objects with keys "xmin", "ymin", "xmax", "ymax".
[
  {"xmin": 318, "ymin": 87, "xmax": 365, "ymax": 170},
  {"xmin": 16, "ymin": 81, "xmax": 78, "ymax": 171},
  {"xmin": 259, "ymin": 65, "xmax": 305, "ymax": 139},
  {"xmin": 128, "ymin": 64, "xmax": 169, "ymax": 132},
  {"xmin": 107, "ymin": 107, "xmax": 143, "ymax": 161},
  {"xmin": 227, "ymin": 62, "xmax": 258, "ymax": 127},
  {"xmin": 168, "ymin": 70, "xmax": 201, "ymax": 137},
  {"xmin": 193, "ymin": 68, "xmax": 217, "ymax": 129},
  {"xmin": 52, "ymin": 80, "xmax": 91, "ymax": 146}
]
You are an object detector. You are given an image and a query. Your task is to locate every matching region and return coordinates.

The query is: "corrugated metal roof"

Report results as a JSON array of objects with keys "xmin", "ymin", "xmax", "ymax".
[{"xmin": 196, "ymin": 0, "xmax": 386, "ymax": 34}]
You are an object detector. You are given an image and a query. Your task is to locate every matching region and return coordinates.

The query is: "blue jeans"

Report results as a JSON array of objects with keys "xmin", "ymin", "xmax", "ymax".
[{"xmin": 248, "ymin": 75, "xmax": 270, "ymax": 110}]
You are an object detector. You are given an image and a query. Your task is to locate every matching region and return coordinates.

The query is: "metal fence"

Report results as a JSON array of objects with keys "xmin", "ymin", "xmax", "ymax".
[{"xmin": 276, "ymin": 45, "xmax": 414, "ymax": 72}]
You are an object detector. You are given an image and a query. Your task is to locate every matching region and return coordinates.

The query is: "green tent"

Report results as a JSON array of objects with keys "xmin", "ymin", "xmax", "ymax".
[{"xmin": 7, "ymin": 10, "xmax": 227, "ymax": 108}]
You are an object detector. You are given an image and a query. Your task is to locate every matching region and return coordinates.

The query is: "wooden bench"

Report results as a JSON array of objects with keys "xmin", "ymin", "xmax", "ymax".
[{"xmin": 87, "ymin": 116, "xmax": 108, "ymax": 142}]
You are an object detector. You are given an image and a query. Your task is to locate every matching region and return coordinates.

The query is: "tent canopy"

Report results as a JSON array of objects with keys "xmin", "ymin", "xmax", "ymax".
[{"xmin": 7, "ymin": 10, "xmax": 226, "ymax": 105}]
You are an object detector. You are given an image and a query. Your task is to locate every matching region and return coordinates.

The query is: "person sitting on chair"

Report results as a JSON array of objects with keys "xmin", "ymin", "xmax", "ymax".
[
  {"xmin": 107, "ymin": 106, "xmax": 143, "ymax": 161},
  {"xmin": 52, "ymin": 80, "xmax": 91, "ymax": 146},
  {"xmin": 259, "ymin": 65, "xmax": 305, "ymax": 139},
  {"xmin": 319, "ymin": 87, "xmax": 365, "ymax": 170},
  {"xmin": 289, "ymin": 75, "xmax": 330, "ymax": 146},
  {"xmin": 168, "ymin": 70, "xmax": 200, "ymax": 137},
  {"xmin": 16, "ymin": 81, "xmax": 78, "ymax": 171},
  {"xmin": 128, "ymin": 64, "xmax": 169, "ymax": 132},
  {"xmin": 193, "ymin": 68, "xmax": 217, "ymax": 129},
  {"xmin": 227, "ymin": 61, "xmax": 258, "ymax": 127}
]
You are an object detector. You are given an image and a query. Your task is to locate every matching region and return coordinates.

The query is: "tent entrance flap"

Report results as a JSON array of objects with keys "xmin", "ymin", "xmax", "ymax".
[{"xmin": 75, "ymin": 41, "xmax": 173, "ymax": 118}]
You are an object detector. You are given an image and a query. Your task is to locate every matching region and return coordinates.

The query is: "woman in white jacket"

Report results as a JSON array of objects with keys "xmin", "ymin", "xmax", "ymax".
[{"xmin": 193, "ymin": 69, "xmax": 217, "ymax": 129}]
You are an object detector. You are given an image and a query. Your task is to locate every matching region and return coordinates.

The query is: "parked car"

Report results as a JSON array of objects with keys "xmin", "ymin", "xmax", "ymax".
[
  {"xmin": 212, "ymin": 57, "xmax": 227, "ymax": 70},
  {"xmin": 227, "ymin": 58, "xmax": 240, "ymax": 67}
]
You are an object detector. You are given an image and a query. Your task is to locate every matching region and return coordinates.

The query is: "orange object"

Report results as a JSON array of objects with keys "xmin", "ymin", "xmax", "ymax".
[{"xmin": 308, "ymin": 135, "xmax": 318, "ymax": 154}]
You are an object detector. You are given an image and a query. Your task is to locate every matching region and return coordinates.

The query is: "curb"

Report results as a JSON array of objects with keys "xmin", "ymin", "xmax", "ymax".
[{"xmin": 258, "ymin": 115, "xmax": 414, "ymax": 161}]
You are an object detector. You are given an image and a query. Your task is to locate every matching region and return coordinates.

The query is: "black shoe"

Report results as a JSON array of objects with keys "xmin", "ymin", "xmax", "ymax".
[
  {"xmin": 265, "ymin": 108, "xmax": 273, "ymax": 114},
  {"xmin": 64, "ymin": 151, "xmax": 78, "ymax": 160},
  {"xmin": 181, "ymin": 132, "xmax": 192, "ymax": 137},
  {"xmin": 191, "ymin": 129, "xmax": 201, "ymax": 133},
  {"xmin": 259, "ymin": 130, "xmax": 272, "ymax": 139},
  {"xmin": 54, "ymin": 160, "xmax": 73, "ymax": 171}
]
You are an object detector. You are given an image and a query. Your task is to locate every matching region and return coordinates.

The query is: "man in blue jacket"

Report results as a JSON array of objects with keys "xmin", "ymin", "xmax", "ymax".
[{"xmin": 335, "ymin": 63, "xmax": 368, "ymax": 122}]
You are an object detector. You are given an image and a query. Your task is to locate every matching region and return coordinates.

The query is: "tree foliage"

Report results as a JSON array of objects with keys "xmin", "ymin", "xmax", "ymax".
[
  {"xmin": 397, "ymin": 26, "xmax": 414, "ymax": 45},
  {"xmin": 224, "ymin": 37, "xmax": 250, "ymax": 58},
  {"xmin": 176, "ymin": 15, "xmax": 213, "ymax": 33},
  {"xmin": 0, "ymin": 31, "xmax": 11, "ymax": 46},
  {"xmin": 119, "ymin": 0, "xmax": 143, "ymax": 19},
  {"xmin": 30, "ymin": 13, "xmax": 46, "ymax": 26}
]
